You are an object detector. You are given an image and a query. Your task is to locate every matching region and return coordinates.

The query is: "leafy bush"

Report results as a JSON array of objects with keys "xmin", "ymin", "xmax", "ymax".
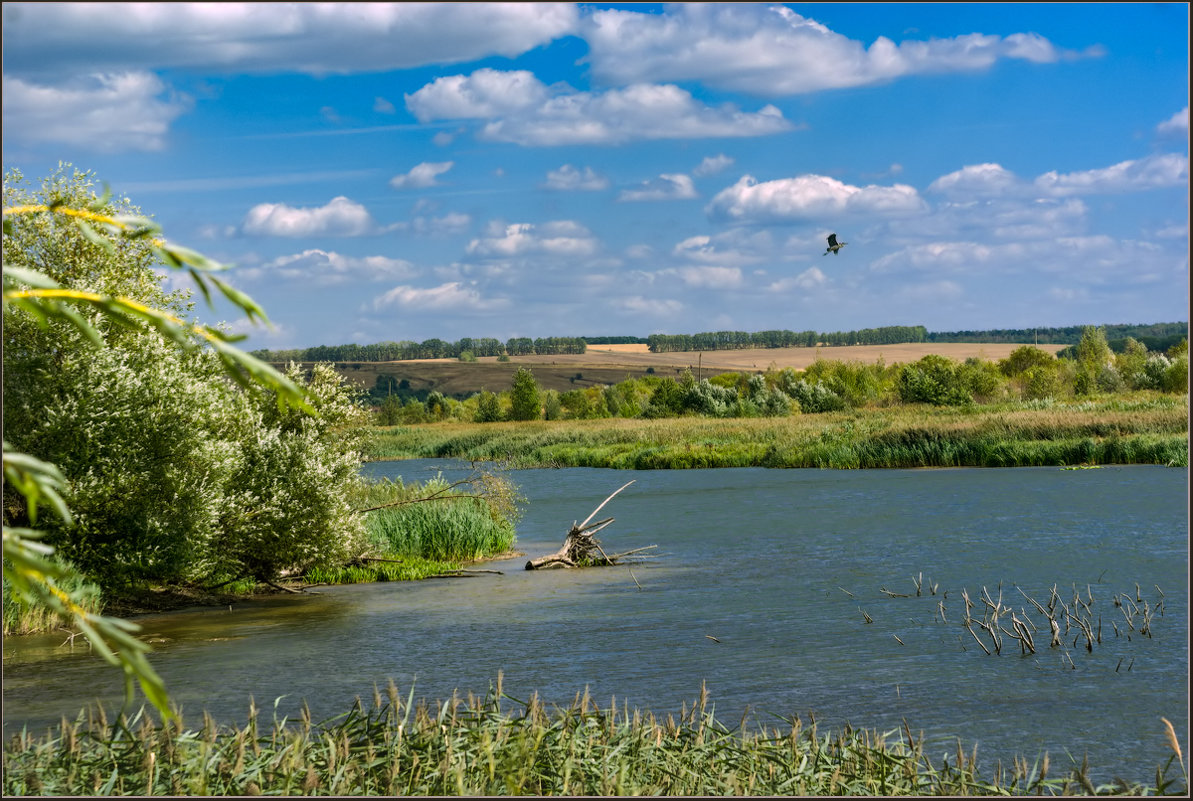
[
  {"xmin": 897, "ymin": 355, "xmax": 972, "ymax": 406},
  {"xmin": 508, "ymin": 367, "xmax": 542, "ymax": 421},
  {"xmin": 784, "ymin": 378, "xmax": 847, "ymax": 413},
  {"xmin": 999, "ymin": 345, "xmax": 1056, "ymax": 377}
]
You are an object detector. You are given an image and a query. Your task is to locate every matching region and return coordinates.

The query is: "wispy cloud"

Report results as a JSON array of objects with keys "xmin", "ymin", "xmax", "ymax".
[
  {"xmin": 238, "ymin": 248, "xmax": 418, "ymax": 285},
  {"xmin": 542, "ymin": 164, "xmax": 610, "ymax": 191},
  {"xmin": 693, "ymin": 154, "xmax": 735, "ymax": 176},
  {"xmin": 118, "ymin": 168, "xmax": 383, "ymax": 194},
  {"xmin": 1156, "ymin": 106, "xmax": 1188, "ymax": 136},
  {"xmin": 618, "ymin": 296, "xmax": 684, "ymax": 316},
  {"xmin": 619, "ymin": 173, "xmax": 698, "ymax": 202},
  {"xmin": 371, "ymin": 281, "xmax": 507, "ymax": 312},
  {"xmin": 2, "ymin": 71, "xmax": 191, "ymax": 152},
  {"xmin": 390, "ymin": 161, "xmax": 454, "ymax": 189}
]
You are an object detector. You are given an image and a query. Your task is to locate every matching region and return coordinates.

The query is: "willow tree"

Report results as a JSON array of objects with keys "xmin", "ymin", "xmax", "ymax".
[{"xmin": 3, "ymin": 167, "xmax": 309, "ymax": 718}]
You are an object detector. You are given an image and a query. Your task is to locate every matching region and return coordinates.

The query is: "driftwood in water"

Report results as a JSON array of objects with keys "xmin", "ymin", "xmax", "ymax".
[{"xmin": 525, "ymin": 480, "xmax": 657, "ymax": 570}]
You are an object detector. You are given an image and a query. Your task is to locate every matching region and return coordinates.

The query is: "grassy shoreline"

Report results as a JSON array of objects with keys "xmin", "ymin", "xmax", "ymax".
[
  {"xmin": 367, "ymin": 395, "xmax": 1189, "ymax": 470},
  {"xmin": 4, "ymin": 678, "xmax": 1185, "ymax": 796}
]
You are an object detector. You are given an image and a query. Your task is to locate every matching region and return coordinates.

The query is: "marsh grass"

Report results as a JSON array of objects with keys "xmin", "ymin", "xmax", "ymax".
[
  {"xmin": 300, "ymin": 472, "xmax": 522, "ymax": 586},
  {"xmin": 357, "ymin": 474, "xmax": 519, "ymax": 563},
  {"xmin": 4, "ymin": 677, "xmax": 1182, "ymax": 796},
  {"xmin": 367, "ymin": 394, "xmax": 1188, "ymax": 470}
]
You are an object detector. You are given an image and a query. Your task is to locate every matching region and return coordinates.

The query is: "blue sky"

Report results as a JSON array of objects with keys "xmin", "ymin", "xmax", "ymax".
[{"xmin": 3, "ymin": 2, "xmax": 1188, "ymax": 350}]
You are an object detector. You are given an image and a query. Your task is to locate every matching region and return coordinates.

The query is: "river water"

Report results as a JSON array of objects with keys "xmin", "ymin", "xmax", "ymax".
[{"xmin": 3, "ymin": 462, "xmax": 1188, "ymax": 784}]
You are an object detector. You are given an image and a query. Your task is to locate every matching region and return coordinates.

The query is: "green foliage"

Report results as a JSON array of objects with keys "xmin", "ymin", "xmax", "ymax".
[
  {"xmin": 3, "ymin": 167, "xmax": 307, "ymax": 721},
  {"xmin": 508, "ymin": 367, "xmax": 542, "ymax": 421},
  {"xmin": 376, "ymin": 394, "xmax": 404, "ymax": 426},
  {"xmin": 1072, "ymin": 326, "xmax": 1113, "ymax": 395},
  {"xmin": 897, "ymin": 355, "xmax": 973, "ymax": 406},
  {"xmin": 1018, "ymin": 363, "xmax": 1065, "ymax": 400},
  {"xmin": 958, "ymin": 357, "xmax": 1007, "ymax": 402},
  {"xmin": 999, "ymin": 345, "xmax": 1056, "ymax": 377},
  {"xmin": 541, "ymin": 388, "xmax": 563, "ymax": 420},
  {"xmin": 3, "ymin": 166, "xmax": 317, "ymax": 722},
  {"xmin": 644, "ymin": 376, "xmax": 685, "ymax": 417},
  {"xmin": 474, "ymin": 390, "xmax": 502, "ymax": 423}
]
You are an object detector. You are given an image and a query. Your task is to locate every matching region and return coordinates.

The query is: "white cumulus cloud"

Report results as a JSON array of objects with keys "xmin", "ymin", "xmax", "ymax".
[
  {"xmin": 405, "ymin": 69, "xmax": 549, "ymax": 121},
  {"xmin": 707, "ymin": 174, "xmax": 926, "ymax": 224},
  {"xmin": 581, "ymin": 4, "xmax": 1075, "ymax": 95},
  {"xmin": 4, "ymin": 3, "xmax": 579, "ymax": 79},
  {"xmin": 407, "ymin": 70, "xmax": 792, "ymax": 146},
  {"xmin": 242, "ymin": 196, "xmax": 379, "ymax": 237},
  {"xmin": 1033, "ymin": 154, "xmax": 1189, "ymax": 196},
  {"xmin": 930, "ymin": 155, "xmax": 1189, "ymax": 201},
  {"xmin": 928, "ymin": 163, "xmax": 1022, "ymax": 198}
]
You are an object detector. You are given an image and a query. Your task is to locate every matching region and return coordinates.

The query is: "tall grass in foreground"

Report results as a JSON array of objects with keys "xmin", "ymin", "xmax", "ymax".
[
  {"xmin": 366, "ymin": 394, "xmax": 1189, "ymax": 470},
  {"xmin": 4, "ymin": 678, "xmax": 1185, "ymax": 796}
]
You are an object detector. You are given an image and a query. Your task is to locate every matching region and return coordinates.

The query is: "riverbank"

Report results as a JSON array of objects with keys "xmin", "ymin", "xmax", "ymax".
[{"xmin": 367, "ymin": 394, "xmax": 1189, "ymax": 469}]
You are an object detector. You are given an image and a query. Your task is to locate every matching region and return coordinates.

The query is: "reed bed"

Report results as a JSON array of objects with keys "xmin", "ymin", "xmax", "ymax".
[
  {"xmin": 5, "ymin": 676, "xmax": 1184, "ymax": 796},
  {"xmin": 366, "ymin": 396, "xmax": 1189, "ymax": 470}
]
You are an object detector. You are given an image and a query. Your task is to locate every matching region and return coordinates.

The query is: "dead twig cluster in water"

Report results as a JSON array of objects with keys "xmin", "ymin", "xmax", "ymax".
[
  {"xmin": 859, "ymin": 573, "xmax": 1164, "ymax": 669},
  {"xmin": 525, "ymin": 481, "xmax": 658, "ymax": 570}
]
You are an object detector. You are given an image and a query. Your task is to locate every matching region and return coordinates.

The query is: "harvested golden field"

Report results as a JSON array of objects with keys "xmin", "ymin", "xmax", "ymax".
[{"xmin": 511, "ymin": 342, "xmax": 1068, "ymax": 372}]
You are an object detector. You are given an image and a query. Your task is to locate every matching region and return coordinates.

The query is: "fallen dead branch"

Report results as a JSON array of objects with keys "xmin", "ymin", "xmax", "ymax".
[{"xmin": 525, "ymin": 481, "xmax": 656, "ymax": 570}]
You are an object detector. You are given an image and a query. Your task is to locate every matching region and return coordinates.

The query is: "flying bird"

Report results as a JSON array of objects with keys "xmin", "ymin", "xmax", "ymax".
[{"xmin": 824, "ymin": 233, "xmax": 848, "ymax": 256}]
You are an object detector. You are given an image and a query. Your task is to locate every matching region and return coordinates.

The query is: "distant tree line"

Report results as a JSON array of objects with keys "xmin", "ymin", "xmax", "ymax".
[
  {"xmin": 928, "ymin": 322, "xmax": 1187, "ymax": 348},
  {"xmin": 252, "ymin": 336, "xmax": 587, "ymax": 363},
  {"xmin": 581, "ymin": 336, "xmax": 648, "ymax": 345},
  {"xmin": 646, "ymin": 326, "xmax": 928, "ymax": 353}
]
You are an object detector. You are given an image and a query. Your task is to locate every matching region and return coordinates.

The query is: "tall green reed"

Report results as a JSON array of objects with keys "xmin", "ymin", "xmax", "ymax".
[{"xmin": 4, "ymin": 679, "xmax": 1183, "ymax": 796}]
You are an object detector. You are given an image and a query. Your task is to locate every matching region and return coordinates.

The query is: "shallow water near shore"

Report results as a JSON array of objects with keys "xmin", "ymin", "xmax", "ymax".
[{"xmin": 4, "ymin": 462, "xmax": 1187, "ymax": 785}]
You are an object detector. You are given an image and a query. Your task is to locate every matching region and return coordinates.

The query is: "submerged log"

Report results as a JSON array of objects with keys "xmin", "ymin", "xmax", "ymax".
[{"xmin": 525, "ymin": 481, "xmax": 656, "ymax": 570}]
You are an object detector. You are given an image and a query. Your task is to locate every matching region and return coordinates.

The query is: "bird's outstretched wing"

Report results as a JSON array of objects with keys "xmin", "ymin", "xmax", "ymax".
[{"xmin": 827, "ymin": 233, "xmax": 838, "ymax": 247}]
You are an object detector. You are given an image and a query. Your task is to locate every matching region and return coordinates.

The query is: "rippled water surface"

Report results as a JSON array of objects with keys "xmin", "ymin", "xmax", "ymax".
[{"xmin": 4, "ymin": 462, "xmax": 1187, "ymax": 784}]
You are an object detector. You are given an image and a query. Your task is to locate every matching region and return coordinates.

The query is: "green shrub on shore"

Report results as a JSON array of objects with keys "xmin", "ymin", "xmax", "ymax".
[{"xmin": 4, "ymin": 681, "xmax": 1183, "ymax": 796}]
